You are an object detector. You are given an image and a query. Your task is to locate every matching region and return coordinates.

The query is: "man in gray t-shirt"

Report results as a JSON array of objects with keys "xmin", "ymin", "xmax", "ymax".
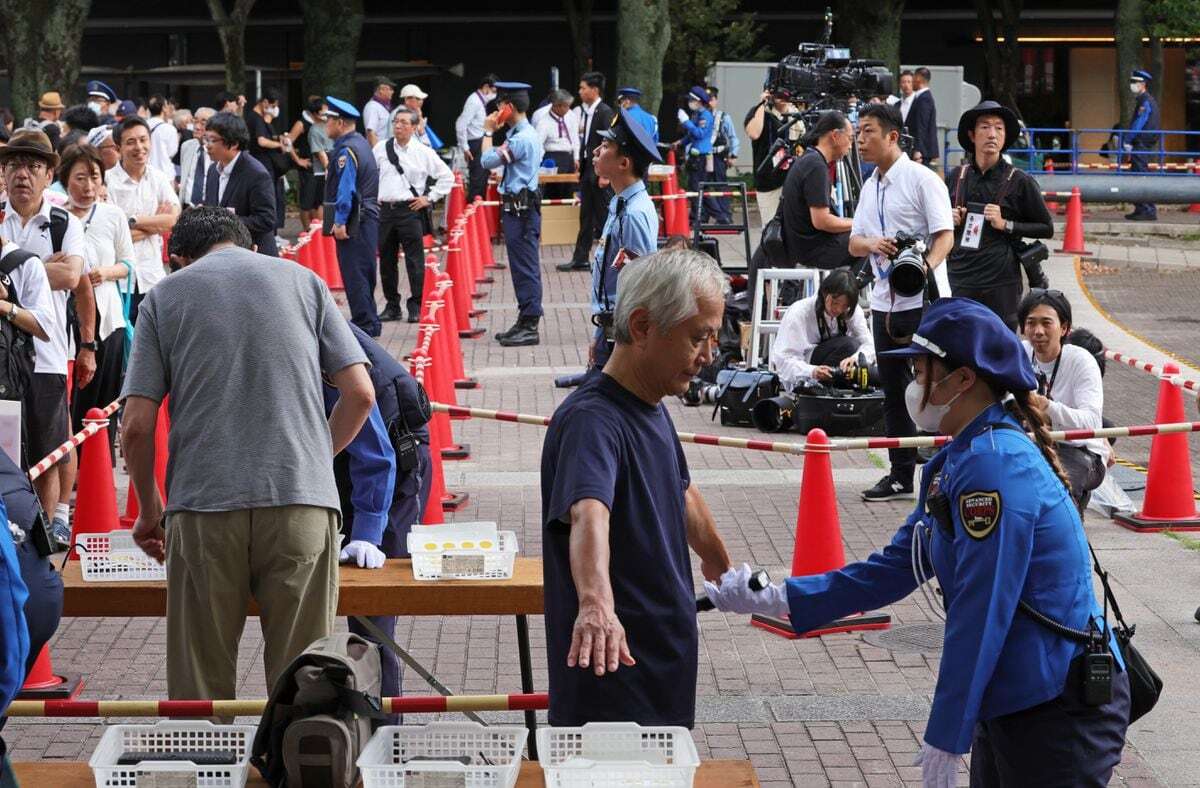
[{"xmin": 120, "ymin": 207, "xmax": 376, "ymax": 700}]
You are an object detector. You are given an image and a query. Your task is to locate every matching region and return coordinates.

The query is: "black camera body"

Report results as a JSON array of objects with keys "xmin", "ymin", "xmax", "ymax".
[{"xmin": 766, "ymin": 46, "xmax": 895, "ymax": 105}]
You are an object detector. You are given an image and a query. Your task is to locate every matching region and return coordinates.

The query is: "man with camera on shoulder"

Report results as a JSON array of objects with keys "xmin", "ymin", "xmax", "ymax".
[
  {"xmin": 945, "ymin": 101, "xmax": 1053, "ymax": 331},
  {"xmin": 848, "ymin": 103, "xmax": 953, "ymax": 501}
]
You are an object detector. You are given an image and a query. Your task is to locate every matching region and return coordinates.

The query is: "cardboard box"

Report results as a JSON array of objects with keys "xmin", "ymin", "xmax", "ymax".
[{"xmin": 541, "ymin": 204, "xmax": 580, "ymax": 246}]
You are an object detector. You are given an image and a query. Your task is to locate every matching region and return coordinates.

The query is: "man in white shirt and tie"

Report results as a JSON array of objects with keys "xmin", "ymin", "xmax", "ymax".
[
  {"xmin": 455, "ymin": 73, "xmax": 497, "ymax": 201},
  {"xmin": 534, "ymin": 89, "xmax": 579, "ymax": 199},
  {"xmin": 375, "ymin": 107, "xmax": 455, "ymax": 323},
  {"xmin": 179, "ymin": 107, "xmax": 215, "ymax": 207},
  {"xmin": 562, "ymin": 71, "xmax": 614, "ymax": 271}
]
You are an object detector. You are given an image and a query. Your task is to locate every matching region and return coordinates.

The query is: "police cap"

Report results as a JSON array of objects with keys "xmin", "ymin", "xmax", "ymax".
[
  {"xmin": 86, "ymin": 80, "xmax": 117, "ymax": 102},
  {"xmin": 1131, "ymin": 69, "xmax": 1153, "ymax": 84},
  {"xmin": 495, "ymin": 81, "xmax": 532, "ymax": 102},
  {"xmin": 616, "ymin": 87, "xmax": 643, "ymax": 101},
  {"xmin": 880, "ymin": 297, "xmax": 1038, "ymax": 392},
  {"xmin": 324, "ymin": 96, "xmax": 361, "ymax": 119},
  {"xmin": 597, "ymin": 107, "xmax": 663, "ymax": 166},
  {"xmin": 688, "ymin": 86, "xmax": 711, "ymax": 104}
]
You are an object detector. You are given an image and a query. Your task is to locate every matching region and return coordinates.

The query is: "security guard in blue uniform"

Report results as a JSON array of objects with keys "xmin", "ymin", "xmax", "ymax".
[
  {"xmin": 480, "ymin": 82, "xmax": 545, "ymax": 347},
  {"xmin": 706, "ymin": 298, "xmax": 1130, "ymax": 786},
  {"xmin": 1125, "ymin": 70, "xmax": 1161, "ymax": 221},
  {"xmin": 616, "ymin": 88, "xmax": 659, "ymax": 145},
  {"xmin": 0, "ymin": 487, "xmax": 29, "ymax": 783},
  {"xmin": 706, "ymin": 86, "xmax": 739, "ymax": 225},
  {"xmin": 327, "ymin": 322, "xmax": 433, "ymax": 715},
  {"xmin": 325, "ymin": 96, "xmax": 383, "ymax": 337},
  {"xmin": 85, "ymin": 80, "xmax": 118, "ymax": 124},
  {"xmin": 676, "ymin": 86, "xmax": 714, "ymax": 225},
  {"xmin": 554, "ymin": 109, "xmax": 662, "ymax": 389}
]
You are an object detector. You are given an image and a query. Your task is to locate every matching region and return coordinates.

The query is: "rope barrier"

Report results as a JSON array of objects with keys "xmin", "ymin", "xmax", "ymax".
[
  {"xmin": 27, "ymin": 399, "xmax": 121, "ymax": 481},
  {"xmin": 1104, "ymin": 350, "xmax": 1200, "ymax": 396},
  {"xmin": 6, "ymin": 692, "xmax": 549, "ymax": 718},
  {"xmin": 432, "ymin": 402, "xmax": 1200, "ymax": 453},
  {"xmin": 476, "ymin": 190, "xmax": 760, "ymax": 209}
]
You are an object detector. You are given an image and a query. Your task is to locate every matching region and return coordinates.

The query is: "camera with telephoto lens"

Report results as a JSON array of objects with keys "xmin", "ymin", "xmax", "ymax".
[
  {"xmin": 829, "ymin": 352, "xmax": 876, "ymax": 392},
  {"xmin": 887, "ymin": 231, "xmax": 928, "ymax": 298},
  {"xmin": 680, "ymin": 377, "xmax": 721, "ymax": 407}
]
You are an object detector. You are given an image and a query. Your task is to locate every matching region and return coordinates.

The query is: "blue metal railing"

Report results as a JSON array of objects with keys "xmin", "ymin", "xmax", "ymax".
[{"xmin": 940, "ymin": 127, "xmax": 1200, "ymax": 178}]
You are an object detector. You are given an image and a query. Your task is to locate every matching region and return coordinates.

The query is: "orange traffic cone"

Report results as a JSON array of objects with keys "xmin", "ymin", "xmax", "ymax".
[
  {"xmin": 322, "ymin": 233, "xmax": 344, "ymax": 290},
  {"xmin": 1043, "ymin": 157, "xmax": 1062, "ymax": 214},
  {"xmin": 121, "ymin": 400, "xmax": 168, "ymax": 529},
  {"xmin": 467, "ymin": 205, "xmax": 495, "ymax": 288},
  {"xmin": 446, "ymin": 175, "xmax": 466, "ymax": 230},
  {"xmin": 1056, "ymin": 187, "xmax": 1091, "ymax": 256},
  {"xmin": 445, "ymin": 235, "xmax": 486, "ymax": 337},
  {"xmin": 68, "ymin": 409, "xmax": 121, "ymax": 558},
  {"xmin": 752, "ymin": 429, "xmax": 892, "ymax": 638},
  {"xmin": 1115, "ymin": 363, "xmax": 1200, "ymax": 531},
  {"xmin": 433, "ymin": 272, "xmax": 478, "ymax": 390},
  {"xmin": 17, "ymin": 645, "xmax": 82, "ymax": 700},
  {"xmin": 665, "ymin": 151, "xmax": 691, "ymax": 237},
  {"xmin": 409, "ymin": 352, "xmax": 447, "ymax": 524}
]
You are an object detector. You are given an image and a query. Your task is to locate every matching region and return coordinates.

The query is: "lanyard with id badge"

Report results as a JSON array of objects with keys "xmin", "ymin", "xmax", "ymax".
[{"xmin": 954, "ymin": 165, "xmax": 1017, "ymax": 250}]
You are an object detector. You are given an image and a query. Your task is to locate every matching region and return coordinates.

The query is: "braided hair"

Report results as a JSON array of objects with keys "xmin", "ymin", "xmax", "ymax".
[{"xmin": 1009, "ymin": 389, "xmax": 1073, "ymax": 495}]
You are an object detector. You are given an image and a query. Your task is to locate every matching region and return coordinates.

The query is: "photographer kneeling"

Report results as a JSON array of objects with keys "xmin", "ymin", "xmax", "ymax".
[
  {"xmin": 946, "ymin": 101, "xmax": 1053, "ymax": 330},
  {"xmin": 771, "ymin": 269, "xmax": 874, "ymax": 391},
  {"xmin": 748, "ymin": 111, "xmax": 860, "ymax": 306},
  {"xmin": 1019, "ymin": 289, "xmax": 1107, "ymax": 512},
  {"xmin": 848, "ymin": 103, "xmax": 954, "ymax": 501}
]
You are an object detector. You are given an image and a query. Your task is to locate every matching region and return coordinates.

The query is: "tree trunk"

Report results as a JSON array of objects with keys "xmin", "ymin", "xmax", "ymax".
[
  {"xmin": 832, "ymin": 0, "xmax": 904, "ymax": 76},
  {"xmin": 1149, "ymin": 34, "xmax": 1164, "ymax": 104},
  {"xmin": 616, "ymin": 0, "xmax": 670, "ymax": 117},
  {"xmin": 1115, "ymin": 0, "xmax": 1143, "ymax": 126},
  {"xmin": 207, "ymin": 0, "xmax": 258, "ymax": 94},
  {"xmin": 563, "ymin": 0, "xmax": 595, "ymax": 82},
  {"xmin": 0, "ymin": 0, "xmax": 92, "ymax": 120},
  {"xmin": 972, "ymin": 0, "xmax": 1024, "ymax": 117},
  {"xmin": 300, "ymin": 0, "xmax": 365, "ymax": 102}
]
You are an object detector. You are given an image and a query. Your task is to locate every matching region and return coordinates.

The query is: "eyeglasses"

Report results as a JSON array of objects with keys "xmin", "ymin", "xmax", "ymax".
[{"xmin": 3, "ymin": 156, "xmax": 46, "ymax": 173}]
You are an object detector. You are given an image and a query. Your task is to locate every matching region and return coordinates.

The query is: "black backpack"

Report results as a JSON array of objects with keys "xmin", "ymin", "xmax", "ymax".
[{"xmin": 0, "ymin": 248, "xmax": 39, "ymax": 401}]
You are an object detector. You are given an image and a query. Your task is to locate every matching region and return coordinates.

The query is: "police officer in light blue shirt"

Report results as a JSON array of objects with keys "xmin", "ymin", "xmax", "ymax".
[
  {"xmin": 676, "ymin": 86, "xmax": 714, "ymax": 225},
  {"xmin": 480, "ymin": 81, "xmax": 545, "ymax": 347},
  {"xmin": 556, "ymin": 108, "xmax": 662, "ymax": 388},
  {"xmin": 616, "ymin": 88, "xmax": 659, "ymax": 144},
  {"xmin": 705, "ymin": 298, "xmax": 1130, "ymax": 787},
  {"xmin": 706, "ymin": 85, "xmax": 739, "ymax": 225}
]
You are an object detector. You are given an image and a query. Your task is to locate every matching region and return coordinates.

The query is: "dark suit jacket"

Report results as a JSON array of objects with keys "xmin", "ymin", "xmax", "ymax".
[
  {"xmin": 578, "ymin": 101, "xmax": 615, "ymax": 173},
  {"xmin": 204, "ymin": 152, "xmax": 279, "ymax": 256},
  {"xmin": 906, "ymin": 90, "xmax": 938, "ymax": 164}
]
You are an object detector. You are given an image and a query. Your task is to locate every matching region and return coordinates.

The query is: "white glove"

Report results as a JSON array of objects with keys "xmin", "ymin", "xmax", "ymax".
[
  {"xmin": 1123, "ymin": 143, "xmax": 1133, "ymax": 151},
  {"xmin": 913, "ymin": 743, "xmax": 959, "ymax": 788},
  {"xmin": 340, "ymin": 540, "xmax": 386, "ymax": 569},
  {"xmin": 676, "ymin": 109, "xmax": 690, "ymax": 125},
  {"xmin": 703, "ymin": 563, "xmax": 790, "ymax": 617}
]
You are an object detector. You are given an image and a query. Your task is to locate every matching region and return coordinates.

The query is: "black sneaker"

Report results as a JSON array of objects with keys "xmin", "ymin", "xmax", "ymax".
[
  {"xmin": 861, "ymin": 475, "xmax": 915, "ymax": 501},
  {"xmin": 379, "ymin": 303, "xmax": 404, "ymax": 322},
  {"xmin": 498, "ymin": 324, "xmax": 539, "ymax": 347}
]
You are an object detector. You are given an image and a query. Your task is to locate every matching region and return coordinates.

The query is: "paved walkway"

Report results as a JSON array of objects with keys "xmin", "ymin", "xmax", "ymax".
[{"xmin": 8, "ymin": 238, "xmax": 1198, "ymax": 787}]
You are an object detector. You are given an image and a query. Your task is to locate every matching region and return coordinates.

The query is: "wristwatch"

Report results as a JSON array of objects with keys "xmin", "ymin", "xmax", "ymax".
[
  {"xmin": 128, "ymin": 216, "xmax": 138, "ymax": 230},
  {"xmin": 78, "ymin": 340, "xmax": 99, "ymax": 352},
  {"xmin": 5, "ymin": 303, "xmax": 18, "ymax": 323},
  {"xmin": 1005, "ymin": 220, "xmax": 1014, "ymax": 234}
]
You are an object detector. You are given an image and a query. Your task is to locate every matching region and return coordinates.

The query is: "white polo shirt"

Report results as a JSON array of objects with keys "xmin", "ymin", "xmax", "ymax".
[
  {"xmin": 147, "ymin": 117, "xmax": 180, "ymax": 179},
  {"xmin": 362, "ymin": 99, "xmax": 390, "ymax": 142},
  {"xmin": 1, "ymin": 200, "xmax": 87, "ymax": 375},
  {"xmin": 850, "ymin": 153, "xmax": 953, "ymax": 313},
  {"xmin": 105, "ymin": 163, "xmax": 179, "ymax": 293}
]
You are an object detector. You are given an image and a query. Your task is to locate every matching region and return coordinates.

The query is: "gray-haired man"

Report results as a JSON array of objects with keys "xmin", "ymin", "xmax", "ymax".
[{"xmin": 540, "ymin": 248, "xmax": 733, "ymax": 728}]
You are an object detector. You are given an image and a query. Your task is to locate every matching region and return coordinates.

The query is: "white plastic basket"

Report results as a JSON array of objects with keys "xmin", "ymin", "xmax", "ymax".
[
  {"xmin": 88, "ymin": 721, "xmax": 256, "ymax": 787},
  {"xmin": 79, "ymin": 530, "xmax": 167, "ymax": 582},
  {"xmin": 357, "ymin": 721, "xmax": 528, "ymax": 788},
  {"xmin": 407, "ymin": 522, "xmax": 518, "ymax": 581},
  {"xmin": 536, "ymin": 723, "xmax": 700, "ymax": 788}
]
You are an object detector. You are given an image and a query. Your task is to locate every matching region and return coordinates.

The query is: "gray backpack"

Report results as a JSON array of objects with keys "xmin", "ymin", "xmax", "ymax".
[{"xmin": 251, "ymin": 632, "xmax": 386, "ymax": 787}]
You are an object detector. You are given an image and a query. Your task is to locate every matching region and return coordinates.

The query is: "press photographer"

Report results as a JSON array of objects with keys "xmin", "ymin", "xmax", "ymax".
[
  {"xmin": 744, "ymin": 89, "xmax": 801, "ymax": 226},
  {"xmin": 748, "ymin": 111, "xmax": 862, "ymax": 307},
  {"xmin": 946, "ymin": 101, "xmax": 1053, "ymax": 330},
  {"xmin": 771, "ymin": 269, "xmax": 874, "ymax": 391},
  {"xmin": 848, "ymin": 102, "xmax": 953, "ymax": 501}
]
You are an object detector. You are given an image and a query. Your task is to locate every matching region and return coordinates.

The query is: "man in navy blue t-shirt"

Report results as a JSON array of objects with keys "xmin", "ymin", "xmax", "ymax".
[{"xmin": 541, "ymin": 248, "xmax": 734, "ymax": 727}]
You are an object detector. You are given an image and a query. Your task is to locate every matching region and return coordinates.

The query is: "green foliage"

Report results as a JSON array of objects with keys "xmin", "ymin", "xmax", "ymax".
[
  {"xmin": 663, "ymin": 0, "xmax": 771, "ymax": 99},
  {"xmin": 1144, "ymin": 0, "xmax": 1200, "ymax": 37}
]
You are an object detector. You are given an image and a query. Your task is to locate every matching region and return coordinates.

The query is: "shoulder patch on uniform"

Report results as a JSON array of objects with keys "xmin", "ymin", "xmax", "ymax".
[
  {"xmin": 336, "ymin": 154, "xmax": 347, "ymax": 167},
  {"xmin": 959, "ymin": 490, "xmax": 1001, "ymax": 540}
]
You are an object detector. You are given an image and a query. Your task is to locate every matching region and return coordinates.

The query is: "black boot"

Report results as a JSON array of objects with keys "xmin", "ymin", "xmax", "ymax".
[
  {"xmin": 494, "ymin": 321, "xmax": 522, "ymax": 341},
  {"xmin": 379, "ymin": 303, "xmax": 404, "ymax": 322},
  {"xmin": 498, "ymin": 316, "xmax": 540, "ymax": 347}
]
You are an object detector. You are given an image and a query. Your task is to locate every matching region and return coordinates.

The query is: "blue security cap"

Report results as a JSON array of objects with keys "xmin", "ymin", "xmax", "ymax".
[
  {"xmin": 115, "ymin": 100, "xmax": 138, "ymax": 118},
  {"xmin": 86, "ymin": 80, "xmax": 117, "ymax": 102},
  {"xmin": 324, "ymin": 95, "xmax": 360, "ymax": 119},
  {"xmin": 616, "ymin": 87, "xmax": 643, "ymax": 100},
  {"xmin": 1131, "ymin": 69, "xmax": 1153, "ymax": 83},
  {"xmin": 688, "ymin": 85, "xmax": 711, "ymax": 104},
  {"xmin": 598, "ymin": 107, "xmax": 663, "ymax": 165},
  {"xmin": 495, "ymin": 81, "xmax": 532, "ymax": 99},
  {"xmin": 880, "ymin": 298, "xmax": 1038, "ymax": 392}
]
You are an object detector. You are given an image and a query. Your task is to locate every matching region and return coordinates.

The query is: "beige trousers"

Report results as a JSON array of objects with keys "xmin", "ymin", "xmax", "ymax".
[
  {"xmin": 756, "ymin": 188, "xmax": 781, "ymax": 227},
  {"xmin": 165, "ymin": 505, "xmax": 340, "ymax": 699}
]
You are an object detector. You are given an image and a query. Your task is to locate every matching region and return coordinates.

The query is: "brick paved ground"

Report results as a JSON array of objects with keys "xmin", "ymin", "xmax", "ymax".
[{"xmin": 8, "ymin": 231, "xmax": 1195, "ymax": 786}]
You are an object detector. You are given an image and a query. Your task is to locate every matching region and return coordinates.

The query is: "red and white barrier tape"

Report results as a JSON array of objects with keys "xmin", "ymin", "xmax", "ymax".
[
  {"xmin": 1104, "ymin": 350, "xmax": 1200, "ymax": 397},
  {"xmin": 27, "ymin": 399, "xmax": 121, "ymax": 481},
  {"xmin": 432, "ymin": 402, "xmax": 1200, "ymax": 453},
  {"xmin": 475, "ymin": 190, "xmax": 758, "ymax": 209},
  {"xmin": 6, "ymin": 692, "xmax": 549, "ymax": 718}
]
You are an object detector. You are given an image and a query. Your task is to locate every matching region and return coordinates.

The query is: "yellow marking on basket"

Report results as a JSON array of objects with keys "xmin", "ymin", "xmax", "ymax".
[
  {"xmin": 479, "ymin": 540, "xmax": 493, "ymax": 549},
  {"xmin": 424, "ymin": 542, "xmax": 438, "ymax": 551},
  {"xmin": 462, "ymin": 541, "xmax": 475, "ymax": 549},
  {"xmin": 443, "ymin": 542, "xmax": 455, "ymax": 549}
]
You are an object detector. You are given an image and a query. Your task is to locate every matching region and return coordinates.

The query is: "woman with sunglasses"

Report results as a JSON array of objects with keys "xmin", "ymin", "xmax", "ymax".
[{"xmin": 706, "ymin": 297, "xmax": 1130, "ymax": 786}]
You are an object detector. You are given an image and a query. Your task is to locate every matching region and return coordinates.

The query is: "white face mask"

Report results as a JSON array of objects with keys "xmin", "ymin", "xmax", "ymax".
[
  {"xmin": 904, "ymin": 374, "xmax": 963, "ymax": 433},
  {"xmin": 87, "ymin": 101, "xmax": 103, "ymax": 115},
  {"xmin": 1129, "ymin": 83, "xmax": 1142, "ymax": 95}
]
